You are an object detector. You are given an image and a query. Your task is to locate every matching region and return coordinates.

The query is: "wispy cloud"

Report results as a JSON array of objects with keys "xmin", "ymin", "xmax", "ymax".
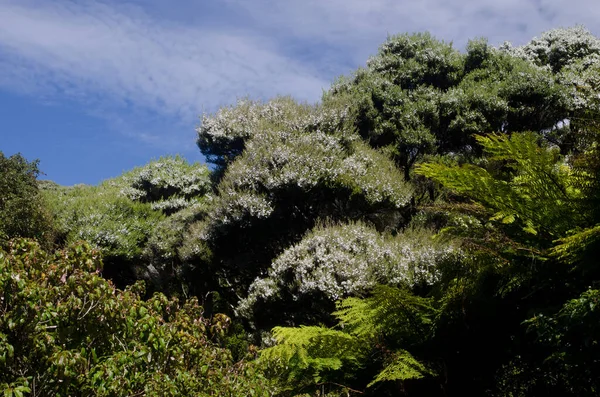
[
  {"xmin": 224, "ymin": 0, "xmax": 600, "ymax": 62},
  {"xmin": 0, "ymin": 0, "xmax": 329, "ymax": 124},
  {"xmin": 0, "ymin": 0, "xmax": 598, "ymax": 150}
]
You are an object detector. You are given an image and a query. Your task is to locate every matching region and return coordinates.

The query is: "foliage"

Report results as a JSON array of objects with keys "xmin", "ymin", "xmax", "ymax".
[
  {"xmin": 43, "ymin": 156, "xmax": 212, "ymax": 290},
  {"xmin": 7, "ymin": 25, "xmax": 600, "ymax": 397},
  {"xmin": 364, "ymin": 32, "xmax": 464, "ymax": 90},
  {"xmin": 0, "ymin": 239, "xmax": 274, "ymax": 396},
  {"xmin": 502, "ymin": 25, "xmax": 600, "ymax": 138},
  {"xmin": 46, "ymin": 183, "xmax": 163, "ymax": 259},
  {"xmin": 506, "ymin": 25, "xmax": 600, "ymax": 73},
  {"xmin": 416, "ymin": 132, "xmax": 579, "ymax": 237},
  {"xmin": 238, "ymin": 223, "xmax": 459, "ymax": 329},
  {"xmin": 0, "ymin": 152, "xmax": 54, "ymax": 246},
  {"xmin": 326, "ymin": 33, "xmax": 570, "ymax": 179},
  {"xmin": 197, "ymin": 96, "xmax": 351, "ymax": 172},
  {"xmin": 367, "ymin": 350, "xmax": 432, "ymax": 388},
  {"xmin": 118, "ymin": 155, "xmax": 212, "ymax": 215},
  {"xmin": 190, "ymin": 97, "xmax": 415, "ymax": 307},
  {"xmin": 517, "ymin": 288, "xmax": 600, "ymax": 395},
  {"xmin": 121, "ymin": 201, "xmax": 209, "ymax": 299},
  {"xmin": 415, "ymin": 111, "xmax": 600, "ymax": 395},
  {"xmin": 260, "ymin": 286, "xmax": 436, "ymax": 395},
  {"xmin": 262, "ymin": 326, "xmax": 365, "ymax": 389}
]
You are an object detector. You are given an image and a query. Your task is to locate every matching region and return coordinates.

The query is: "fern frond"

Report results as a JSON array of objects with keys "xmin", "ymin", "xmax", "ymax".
[
  {"xmin": 335, "ymin": 285, "xmax": 436, "ymax": 344},
  {"xmin": 367, "ymin": 349, "xmax": 433, "ymax": 387},
  {"xmin": 416, "ymin": 132, "xmax": 579, "ymax": 236},
  {"xmin": 260, "ymin": 326, "xmax": 366, "ymax": 383},
  {"xmin": 551, "ymin": 224, "xmax": 600, "ymax": 264}
]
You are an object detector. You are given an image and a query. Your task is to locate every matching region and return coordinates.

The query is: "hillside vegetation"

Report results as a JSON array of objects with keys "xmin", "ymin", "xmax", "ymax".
[{"xmin": 2, "ymin": 26, "xmax": 600, "ymax": 396}]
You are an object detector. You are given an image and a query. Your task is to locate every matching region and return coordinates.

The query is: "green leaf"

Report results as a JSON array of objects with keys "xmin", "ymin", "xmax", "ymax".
[{"xmin": 367, "ymin": 350, "xmax": 433, "ymax": 388}]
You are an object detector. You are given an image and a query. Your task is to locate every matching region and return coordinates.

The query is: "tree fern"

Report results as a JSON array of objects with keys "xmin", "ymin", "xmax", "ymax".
[
  {"xmin": 335, "ymin": 285, "xmax": 435, "ymax": 345},
  {"xmin": 260, "ymin": 286, "xmax": 436, "ymax": 393},
  {"xmin": 416, "ymin": 132, "xmax": 578, "ymax": 237},
  {"xmin": 551, "ymin": 224, "xmax": 600, "ymax": 265},
  {"xmin": 260, "ymin": 326, "xmax": 366, "ymax": 387}
]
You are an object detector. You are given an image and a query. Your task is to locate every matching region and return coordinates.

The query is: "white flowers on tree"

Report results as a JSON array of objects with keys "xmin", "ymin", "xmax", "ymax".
[
  {"xmin": 216, "ymin": 130, "xmax": 412, "ymax": 209},
  {"xmin": 237, "ymin": 223, "xmax": 460, "ymax": 323},
  {"xmin": 189, "ymin": 95, "xmax": 417, "ymax": 302},
  {"xmin": 188, "ymin": 27, "xmax": 600, "ymax": 329},
  {"xmin": 511, "ymin": 26, "xmax": 600, "ymax": 72},
  {"xmin": 502, "ymin": 26, "xmax": 600, "ymax": 113},
  {"xmin": 195, "ymin": 97, "xmax": 414, "ymax": 263},
  {"xmin": 197, "ymin": 96, "xmax": 351, "ymax": 169},
  {"xmin": 119, "ymin": 156, "xmax": 211, "ymax": 214}
]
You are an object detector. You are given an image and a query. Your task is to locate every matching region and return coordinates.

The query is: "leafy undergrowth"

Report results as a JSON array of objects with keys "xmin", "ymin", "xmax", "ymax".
[{"xmin": 0, "ymin": 239, "xmax": 274, "ymax": 397}]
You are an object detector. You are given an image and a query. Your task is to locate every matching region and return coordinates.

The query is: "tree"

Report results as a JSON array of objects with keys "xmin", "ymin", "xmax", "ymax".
[
  {"xmin": 0, "ymin": 152, "xmax": 53, "ymax": 246},
  {"xmin": 325, "ymin": 33, "xmax": 570, "ymax": 181},
  {"xmin": 192, "ymin": 98, "xmax": 414, "ymax": 311},
  {"xmin": 238, "ymin": 223, "xmax": 459, "ymax": 330},
  {"xmin": 237, "ymin": 27, "xmax": 600, "ymax": 397},
  {"xmin": 415, "ymin": 129, "xmax": 600, "ymax": 395}
]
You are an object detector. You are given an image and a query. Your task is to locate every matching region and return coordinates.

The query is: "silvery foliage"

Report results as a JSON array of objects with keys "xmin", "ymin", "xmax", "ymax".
[
  {"xmin": 363, "ymin": 32, "xmax": 463, "ymax": 89},
  {"xmin": 237, "ymin": 223, "xmax": 461, "ymax": 319},
  {"xmin": 118, "ymin": 156, "xmax": 211, "ymax": 213},
  {"xmin": 204, "ymin": 131, "xmax": 413, "ymax": 234},
  {"xmin": 197, "ymin": 97, "xmax": 413, "ymax": 241},
  {"xmin": 49, "ymin": 184, "xmax": 163, "ymax": 260},
  {"xmin": 559, "ymin": 55, "xmax": 600, "ymax": 112},
  {"xmin": 144, "ymin": 200, "xmax": 212, "ymax": 263},
  {"xmin": 197, "ymin": 96, "xmax": 350, "ymax": 167},
  {"xmin": 503, "ymin": 26, "xmax": 600, "ymax": 72},
  {"xmin": 229, "ymin": 130, "xmax": 410, "ymax": 203},
  {"xmin": 501, "ymin": 26, "xmax": 600, "ymax": 112}
]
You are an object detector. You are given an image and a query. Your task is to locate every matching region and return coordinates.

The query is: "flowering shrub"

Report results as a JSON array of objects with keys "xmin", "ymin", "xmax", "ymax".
[
  {"xmin": 45, "ymin": 184, "xmax": 164, "ymax": 262},
  {"xmin": 197, "ymin": 96, "xmax": 351, "ymax": 170},
  {"xmin": 217, "ymin": 130, "xmax": 411, "ymax": 210},
  {"xmin": 43, "ymin": 157, "xmax": 213, "ymax": 291},
  {"xmin": 237, "ymin": 223, "xmax": 460, "ymax": 327},
  {"xmin": 326, "ymin": 31, "xmax": 572, "ymax": 177},
  {"xmin": 506, "ymin": 25, "xmax": 600, "ymax": 72},
  {"xmin": 501, "ymin": 26, "xmax": 600, "ymax": 120},
  {"xmin": 187, "ymin": 97, "xmax": 415, "ymax": 299},
  {"xmin": 364, "ymin": 32, "xmax": 464, "ymax": 89},
  {"xmin": 119, "ymin": 156, "xmax": 212, "ymax": 214}
]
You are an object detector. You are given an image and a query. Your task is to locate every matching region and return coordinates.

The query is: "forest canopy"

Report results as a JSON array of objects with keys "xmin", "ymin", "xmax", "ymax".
[{"xmin": 2, "ymin": 26, "xmax": 600, "ymax": 396}]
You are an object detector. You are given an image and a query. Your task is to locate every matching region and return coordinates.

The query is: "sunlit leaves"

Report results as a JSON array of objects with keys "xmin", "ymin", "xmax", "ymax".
[
  {"xmin": 416, "ymin": 132, "xmax": 578, "ymax": 237},
  {"xmin": 0, "ymin": 239, "xmax": 273, "ymax": 396}
]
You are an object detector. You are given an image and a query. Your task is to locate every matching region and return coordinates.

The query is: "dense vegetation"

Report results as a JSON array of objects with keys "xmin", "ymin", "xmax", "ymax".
[{"xmin": 1, "ymin": 26, "xmax": 599, "ymax": 396}]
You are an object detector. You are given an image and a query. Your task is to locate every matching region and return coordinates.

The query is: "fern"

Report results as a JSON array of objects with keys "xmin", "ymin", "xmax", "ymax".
[
  {"xmin": 551, "ymin": 224, "xmax": 600, "ymax": 265},
  {"xmin": 260, "ymin": 326, "xmax": 366, "ymax": 385},
  {"xmin": 367, "ymin": 349, "xmax": 433, "ymax": 387},
  {"xmin": 416, "ymin": 132, "xmax": 579, "ymax": 237},
  {"xmin": 335, "ymin": 285, "xmax": 436, "ymax": 344},
  {"xmin": 261, "ymin": 286, "xmax": 436, "ymax": 393}
]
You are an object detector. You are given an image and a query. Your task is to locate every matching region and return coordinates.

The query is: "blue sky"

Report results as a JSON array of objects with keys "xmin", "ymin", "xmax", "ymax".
[{"xmin": 1, "ymin": 0, "xmax": 599, "ymax": 185}]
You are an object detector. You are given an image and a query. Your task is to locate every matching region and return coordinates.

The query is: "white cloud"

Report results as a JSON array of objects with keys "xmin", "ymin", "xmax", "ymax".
[
  {"xmin": 0, "ymin": 0, "xmax": 598, "ymax": 149},
  {"xmin": 225, "ymin": 0, "xmax": 599, "ymax": 60},
  {"xmin": 0, "ymin": 0, "xmax": 329, "ymax": 124}
]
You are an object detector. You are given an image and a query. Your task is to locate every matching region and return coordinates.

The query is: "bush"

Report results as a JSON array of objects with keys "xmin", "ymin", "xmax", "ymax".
[
  {"xmin": 0, "ymin": 152, "xmax": 54, "ymax": 246},
  {"xmin": 238, "ymin": 223, "xmax": 460, "ymax": 328},
  {"xmin": 0, "ymin": 239, "xmax": 274, "ymax": 396}
]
